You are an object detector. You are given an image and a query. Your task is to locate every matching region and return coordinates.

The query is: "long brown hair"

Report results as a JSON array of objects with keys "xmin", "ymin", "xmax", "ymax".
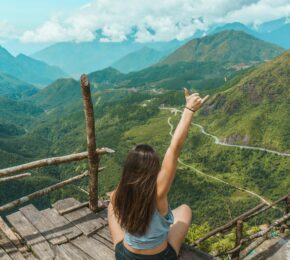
[{"xmin": 113, "ymin": 144, "xmax": 160, "ymax": 235}]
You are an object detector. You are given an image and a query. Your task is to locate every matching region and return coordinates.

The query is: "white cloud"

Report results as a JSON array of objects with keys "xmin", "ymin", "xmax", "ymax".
[
  {"xmin": 0, "ymin": 20, "xmax": 17, "ymax": 42},
  {"xmin": 19, "ymin": 0, "xmax": 290, "ymax": 43}
]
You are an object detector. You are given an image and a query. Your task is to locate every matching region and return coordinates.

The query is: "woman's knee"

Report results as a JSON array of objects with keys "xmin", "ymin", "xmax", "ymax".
[{"xmin": 179, "ymin": 204, "xmax": 192, "ymax": 224}]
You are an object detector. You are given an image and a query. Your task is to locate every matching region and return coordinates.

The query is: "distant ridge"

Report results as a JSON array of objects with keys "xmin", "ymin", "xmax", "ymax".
[
  {"xmin": 111, "ymin": 47, "xmax": 169, "ymax": 73},
  {"xmin": 160, "ymin": 30, "xmax": 284, "ymax": 66},
  {"xmin": 32, "ymin": 40, "xmax": 184, "ymax": 76},
  {"xmin": 0, "ymin": 71, "xmax": 38, "ymax": 99},
  {"xmin": 0, "ymin": 46, "xmax": 67, "ymax": 86}
]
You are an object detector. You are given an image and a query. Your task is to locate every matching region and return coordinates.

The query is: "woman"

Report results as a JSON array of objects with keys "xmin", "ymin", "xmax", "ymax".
[{"xmin": 108, "ymin": 88, "xmax": 209, "ymax": 259}]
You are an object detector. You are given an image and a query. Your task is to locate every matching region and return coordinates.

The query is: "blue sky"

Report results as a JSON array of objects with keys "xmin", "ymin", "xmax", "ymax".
[
  {"xmin": 1, "ymin": 0, "xmax": 289, "ymax": 55},
  {"xmin": 0, "ymin": 1, "xmax": 89, "ymax": 29}
]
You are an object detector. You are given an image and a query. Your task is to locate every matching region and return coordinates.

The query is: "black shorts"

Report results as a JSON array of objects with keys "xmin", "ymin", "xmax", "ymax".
[{"xmin": 115, "ymin": 241, "xmax": 178, "ymax": 260}]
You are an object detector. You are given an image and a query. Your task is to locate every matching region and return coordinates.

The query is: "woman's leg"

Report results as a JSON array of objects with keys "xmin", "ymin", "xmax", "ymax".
[
  {"xmin": 108, "ymin": 202, "xmax": 124, "ymax": 247},
  {"xmin": 168, "ymin": 204, "xmax": 192, "ymax": 255}
]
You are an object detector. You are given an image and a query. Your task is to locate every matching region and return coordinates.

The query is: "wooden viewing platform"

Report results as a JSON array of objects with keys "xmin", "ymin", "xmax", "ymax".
[{"xmin": 0, "ymin": 198, "xmax": 213, "ymax": 260}]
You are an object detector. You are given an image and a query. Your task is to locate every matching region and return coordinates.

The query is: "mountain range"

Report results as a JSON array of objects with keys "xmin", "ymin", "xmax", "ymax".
[
  {"xmin": 207, "ymin": 18, "xmax": 290, "ymax": 49},
  {"xmin": 27, "ymin": 18, "xmax": 289, "ymax": 78},
  {"xmin": 32, "ymin": 40, "xmax": 184, "ymax": 77},
  {"xmin": 0, "ymin": 46, "xmax": 67, "ymax": 87},
  {"xmin": 22, "ymin": 30, "xmax": 285, "ymax": 113}
]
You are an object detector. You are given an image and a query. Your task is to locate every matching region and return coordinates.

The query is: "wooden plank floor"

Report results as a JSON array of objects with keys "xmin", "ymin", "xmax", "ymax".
[{"xmin": 1, "ymin": 198, "xmax": 213, "ymax": 260}]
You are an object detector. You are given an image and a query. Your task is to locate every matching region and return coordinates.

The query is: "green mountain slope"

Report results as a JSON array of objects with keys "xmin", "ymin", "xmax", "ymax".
[
  {"xmin": 0, "ymin": 71, "xmax": 38, "ymax": 99},
  {"xmin": 197, "ymin": 49, "xmax": 290, "ymax": 151},
  {"xmin": 0, "ymin": 46, "xmax": 67, "ymax": 86},
  {"xmin": 30, "ymin": 78, "xmax": 80, "ymax": 109},
  {"xmin": 161, "ymin": 30, "xmax": 284, "ymax": 65},
  {"xmin": 111, "ymin": 47, "xmax": 168, "ymax": 73}
]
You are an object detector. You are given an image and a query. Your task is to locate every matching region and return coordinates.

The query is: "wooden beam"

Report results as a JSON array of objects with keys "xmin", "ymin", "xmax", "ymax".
[
  {"xmin": 191, "ymin": 202, "xmax": 266, "ymax": 246},
  {"xmin": 0, "ymin": 148, "xmax": 114, "ymax": 177},
  {"xmin": 58, "ymin": 202, "xmax": 89, "ymax": 215},
  {"xmin": 81, "ymin": 74, "xmax": 99, "ymax": 212},
  {"xmin": 242, "ymin": 212, "xmax": 290, "ymax": 244},
  {"xmin": 243, "ymin": 192, "xmax": 290, "ymax": 221},
  {"xmin": 240, "ymin": 236, "xmax": 267, "ymax": 258},
  {"xmin": 0, "ymin": 169, "xmax": 106, "ymax": 213},
  {"xmin": 0, "ymin": 173, "xmax": 31, "ymax": 182}
]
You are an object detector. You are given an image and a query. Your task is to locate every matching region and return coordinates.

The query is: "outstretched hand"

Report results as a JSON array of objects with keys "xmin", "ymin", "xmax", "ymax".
[{"xmin": 184, "ymin": 88, "xmax": 209, "ymax": 112}]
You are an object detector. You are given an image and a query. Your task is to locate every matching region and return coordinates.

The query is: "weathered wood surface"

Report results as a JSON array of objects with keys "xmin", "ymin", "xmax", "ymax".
[
  {"xmin": 0, "ymin": 170, "xmax": 95, "ymax": 214},
  {"xmin": 92, "ymin": 234, "xmax": 114, "ymax": 250},
  {"xmin": 71, "ymin": 235, "xmax": 115, "ymax": 260},
  {"xmin": 95, "ymin": 226, "xmax": 112, "ymax": 242},
  {"xmin": 0, "ymin": 173, "xmax": 31, "ymax": 182},
  {"xmin": 2, "ymin": 197, "xmax": 213, "ymax": 260},
  {"xmin": 6, "ymin": 211, "xmax": 55, "ymax": 259},
  {"xmin": 41, "ymin": 208, "xmax": 82, "ymax": 241},
  {"xmin": 0, "ymin": 148, "xmax": 113, "ymax": 177},
  {"xmin": 58, "ymin": 202, "xmax": 89, "ymax": 215},
  {"xmin": 98, "ymin": 208, "xmax": 108, "ymax": 221},
  {"xmin": 81, "ymin": 74, "xmax": 99, "ymax": 212},
  {"xmin": 0, "ymin": 230, "xmax": 25, "ymax": 260},
  {"xmin": 53, "ymin": 198, "xmax": 106, "ymax": 236},
  {"xmin": 55, "ymin": 242, "xmax": 94, "ymax": 260},
  {"xmin": 0, "ymin": 217, "xmax": 27, "ymax": 252},
  {"xmin": 0, "ymin": 247, "xmax": 11, "ymax": 260},
  {"xmin": 240, "ymin": 235, "xmax": 268, "ymax": 259},
  {"xmin": 20, "ymin": 205, "xmax": 67, "ymax": 245}
]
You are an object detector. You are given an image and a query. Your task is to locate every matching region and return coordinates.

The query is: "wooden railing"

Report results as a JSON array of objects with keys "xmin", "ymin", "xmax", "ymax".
[
  {"xmin": 191, "ymin": 192, "xmax": 290, "ymax": 259},
  {"xmin": 0, "ymin": 74, "xmax": 114, "ymax": 213}
]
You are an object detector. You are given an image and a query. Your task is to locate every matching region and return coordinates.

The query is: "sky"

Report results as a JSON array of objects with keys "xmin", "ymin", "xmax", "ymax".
[{"xmin": 0, "ymin": 0, "xmax": 290, "ymax": 55}]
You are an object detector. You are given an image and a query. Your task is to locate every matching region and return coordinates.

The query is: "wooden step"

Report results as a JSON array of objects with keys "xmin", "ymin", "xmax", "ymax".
[
  {"xmin": 6, "ymin": 211, "xmax": 55, "ymax": 259},
  {"xmin": 20, "ymin": 205, "xmax": 67, "ymax": 245},
  {"xmin": 0, "ymin": 247, "xmax": 11, "ymax": 260},
  {"xmin": 55, "ymin": 242, "xmax": 94, "ymax": 260},
  {"xmin": 0, "ymin": 229, "xmax": 25, "ymax": 260},
  {"xmin": 41, "ymin": 208, "xmax": 82, "ymax": 241},
  {"xmin": 0, "ymin": 217, "xmax": 28, "ymax": 253},
  {"xmin": 71, "ymin": 235, "xmax": 115, "ymax": 260},
  {"xmin": 53, "ymin": 198, "xmax": 106, "ymax": 236}
]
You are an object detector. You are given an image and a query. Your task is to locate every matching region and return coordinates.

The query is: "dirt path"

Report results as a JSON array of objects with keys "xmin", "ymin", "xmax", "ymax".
[{"xmin": 161, "ymin": 107, "xmax": 290, "ymax": 157}]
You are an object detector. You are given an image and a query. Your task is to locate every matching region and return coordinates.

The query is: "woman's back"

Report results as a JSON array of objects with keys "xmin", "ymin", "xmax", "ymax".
[{"xmin": 124, "ymin": 207, "xmax": 174, "ymax": 249}]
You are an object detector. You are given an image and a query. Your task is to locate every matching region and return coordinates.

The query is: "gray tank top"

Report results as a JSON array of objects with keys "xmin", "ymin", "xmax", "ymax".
[{"xmin": 124, "ymin": 207, "xmax": 174, "ymax": 249}]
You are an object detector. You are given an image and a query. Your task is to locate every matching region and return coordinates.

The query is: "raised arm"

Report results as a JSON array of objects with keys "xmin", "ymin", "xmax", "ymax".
[{"xmin": 157, "ymin": 89, "xmax": 209, "ymax": 200}]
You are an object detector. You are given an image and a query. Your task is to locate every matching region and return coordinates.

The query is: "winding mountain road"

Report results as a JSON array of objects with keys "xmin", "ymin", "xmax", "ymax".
[
  {"xmin": 161, "ymin": 106, "xmax": 290, "ymax": 157},
  {"xmin": 167, "ymin": 115, "xmax": 271, "ymax": 205}
]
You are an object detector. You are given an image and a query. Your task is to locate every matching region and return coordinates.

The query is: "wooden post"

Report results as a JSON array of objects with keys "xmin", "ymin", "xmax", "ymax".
[
  {"xmin": 80, "ymin": 74, "xmax": 99, "ymax": 212},
  {"xmin": 232, "ymin": 220, "xmax": 243, "ymax": 259},
  {"xmin": 280, "ymin": 196, "xmax": 290, "ymax": 233}
]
